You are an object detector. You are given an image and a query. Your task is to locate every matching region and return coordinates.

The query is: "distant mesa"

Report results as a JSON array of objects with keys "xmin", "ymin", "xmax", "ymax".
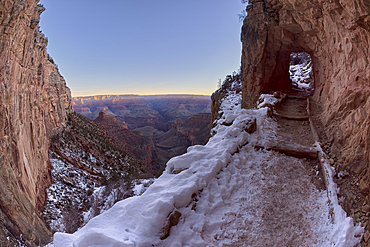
[
  {"xmin": 73, "ymin": 94, "xmax": 212, "ymax": 131},
  {"xmin": 94, "ymin": 111, "xmax": 154, "ymax": 166}
]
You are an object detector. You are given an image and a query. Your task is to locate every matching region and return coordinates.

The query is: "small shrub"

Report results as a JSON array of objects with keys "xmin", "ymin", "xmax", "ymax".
[{"xmin": 62, "ymin": 203, "xmax": 82, "ymax": 233}]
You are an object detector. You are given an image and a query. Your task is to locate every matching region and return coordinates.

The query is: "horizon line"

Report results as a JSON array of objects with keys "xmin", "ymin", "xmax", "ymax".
[{"xmin": 72, "ymin": 93, "xmax": 212, "ymax": 98}]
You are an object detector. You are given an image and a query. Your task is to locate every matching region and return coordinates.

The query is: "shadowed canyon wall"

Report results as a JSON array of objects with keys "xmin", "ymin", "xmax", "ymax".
[
  {"xmin": 241, "ymin": 0, "xmax": 370, "ymax": 207},
  {"xmin": 0, "ymin": 0, "xmax": 72, "ymax": 245}
]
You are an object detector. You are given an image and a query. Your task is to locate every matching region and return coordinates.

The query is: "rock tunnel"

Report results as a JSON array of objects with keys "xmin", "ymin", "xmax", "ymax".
[{"xmin": 240, "ymin": 0, "xmax": 318, "ymax": 106}]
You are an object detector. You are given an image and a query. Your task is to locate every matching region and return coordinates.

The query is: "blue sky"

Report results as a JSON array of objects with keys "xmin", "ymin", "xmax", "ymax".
[{"xmin": 38, "ymin": 0, "xmax": 246, "ymax": 97}]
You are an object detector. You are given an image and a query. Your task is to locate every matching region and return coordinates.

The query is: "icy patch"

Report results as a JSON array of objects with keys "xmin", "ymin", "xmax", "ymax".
[
  {"xmin": 162, "ymin": 147, "xmax": 333, "ymax": 246},
  {"xmin": 257, "ymin": 94, "xmax": 279, "ymax": 109}
]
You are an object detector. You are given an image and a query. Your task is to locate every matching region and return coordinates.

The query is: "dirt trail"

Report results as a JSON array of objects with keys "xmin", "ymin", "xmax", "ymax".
[
  {"xmin": 209, "ymin": 96, "xmax": 330, "ymax": 246},
  {"xmin": 273, "ymin": 96, "xmax": 325, "ymax": 190}
]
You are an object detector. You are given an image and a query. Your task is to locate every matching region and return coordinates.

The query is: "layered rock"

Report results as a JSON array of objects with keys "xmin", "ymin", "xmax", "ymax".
[
  {"xmin": 151, "ymin": 112, "xmax": 212, "ymax": 171},
  {"xmin": 94, "ymin": 112, "xmax": 156, "ymax": 168},
  {"xmin": 0, "ymin": 0, "xmax": 72, "ymax": 245},
  {"xmin": 241, "ymin": 0, "xmax": 370, "ymax": 210},
  {"xmin": 94, "ymin": 110, "xmax": 212, "ymax": 174}
]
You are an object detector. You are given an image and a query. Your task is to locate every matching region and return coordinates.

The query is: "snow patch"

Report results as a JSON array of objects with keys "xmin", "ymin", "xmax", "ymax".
[
  {"xmin": 257, "ymin": 94, "xmax": 279, "ymax": 109},
  {"xmin": 314, "ymin": 143, "xmax": 364, "ymax": 247},
  {"xmin": 289, "ymin": 54, "xmax": 313, "ymax": 90}
]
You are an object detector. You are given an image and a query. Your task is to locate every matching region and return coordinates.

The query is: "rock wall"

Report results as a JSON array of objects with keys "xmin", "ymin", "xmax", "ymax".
[
  {"xmin": 0, "ymin": 0, "xmax": 72, "ymax": 245},
  {"xmin": 241, "ymin": 0, "xmax": 370, "ymax": 208}
]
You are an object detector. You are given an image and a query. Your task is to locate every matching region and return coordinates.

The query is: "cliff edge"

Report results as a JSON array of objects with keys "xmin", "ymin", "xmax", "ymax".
[{"xmin": 0, "ymin": 0, "xmax": 72, "ymax": 245}]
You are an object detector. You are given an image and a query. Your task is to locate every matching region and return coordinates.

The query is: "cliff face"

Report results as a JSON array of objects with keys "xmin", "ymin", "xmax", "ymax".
[
  {"xmin": 0, "ymin": 0, "xmax": 72, "ymax": 245},
  {"xmin": 241, "ymin": 0, "xmax": 370, "ymax": 209}
]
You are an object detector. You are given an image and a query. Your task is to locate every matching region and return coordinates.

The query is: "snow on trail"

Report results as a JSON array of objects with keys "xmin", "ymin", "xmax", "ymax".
[
  {"xmin": 164, "ymin": 147, "xmax": 329, "ymax": 246},
  {"xmin": 51, "ymin": 90, "xmax": 363, "ymax": 246}
]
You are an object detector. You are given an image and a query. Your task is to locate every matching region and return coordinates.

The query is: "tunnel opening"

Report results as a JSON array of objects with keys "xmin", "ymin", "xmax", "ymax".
[
  {"xmin": 263, "ymin": 51, "xmax": 314, "ymax": 97},
  {"xmin": 288, "ymin": 52, "xmax": 314, "ymax": 95}
]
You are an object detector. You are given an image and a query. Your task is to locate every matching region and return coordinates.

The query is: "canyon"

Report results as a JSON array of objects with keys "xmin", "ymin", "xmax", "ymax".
[
  {"xmin": 74, "ymin": 95, "xmax": 212, "ymax": 173},
  {"xmin": 93, "ymin": 110, "xmax": 211, "ymax": 174},
  {"xmin": 0, "ymin": 1, "xmax": 212, "ymax": 244},
  {"xmin": 72, "ymin": 94, "xmax": 211, "ymax": 131},
  {"xmin": 1, "ymin": 0, "xmax": 370, "ymax": 245}
]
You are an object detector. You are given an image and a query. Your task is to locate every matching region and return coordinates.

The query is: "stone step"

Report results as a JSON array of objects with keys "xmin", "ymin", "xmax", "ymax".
[
  {"xmin": 254, "ymin": 144, "xmax": 318, "ymax": 159},
  {"xmin": 273, "ymin": 112, "xmax": 309, "ymax": 120}
]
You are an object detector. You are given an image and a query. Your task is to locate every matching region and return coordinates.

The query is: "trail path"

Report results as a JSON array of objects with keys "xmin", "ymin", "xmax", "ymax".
[
  {"xmin": 162, "ymin": 96, "xmax": 346, "ymax": 246},
  {"xmin": 217, "ymin": 96, "xmax": 328, "ymax": 246}
]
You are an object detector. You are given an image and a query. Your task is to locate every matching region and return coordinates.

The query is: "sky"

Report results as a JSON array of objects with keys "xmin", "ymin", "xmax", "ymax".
[{"xmin": 38, "ymin": 0, "xmax": 246, "ymax": 97}]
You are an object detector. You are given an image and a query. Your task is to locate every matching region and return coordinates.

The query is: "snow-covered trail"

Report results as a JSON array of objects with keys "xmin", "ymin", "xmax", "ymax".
[
  {"xmin": 51, "ymin": 91, "xmax": 363, "ymax": 247},
  {"xmin": 161, "ymin": 96, "xmax": 331, "ymax": 246},
  {"xmin": 163, "ymin": 144, "xmax": 331, "ymax": 246}
]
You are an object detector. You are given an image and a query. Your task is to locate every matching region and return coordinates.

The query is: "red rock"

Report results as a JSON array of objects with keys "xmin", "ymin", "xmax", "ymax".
[
  {"xmin": 94, "ymin": 112, "xmax": 155, "ymax": 166},
  {"xmin": 0, "ymin": 1, "xmax": 72, "ymax": 245}
]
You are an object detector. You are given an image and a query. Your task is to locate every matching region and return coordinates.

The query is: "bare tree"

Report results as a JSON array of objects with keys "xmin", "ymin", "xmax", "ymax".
[{"xmin": 238, "ymin": 0, "xmax": 249, "ymax": 22}]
